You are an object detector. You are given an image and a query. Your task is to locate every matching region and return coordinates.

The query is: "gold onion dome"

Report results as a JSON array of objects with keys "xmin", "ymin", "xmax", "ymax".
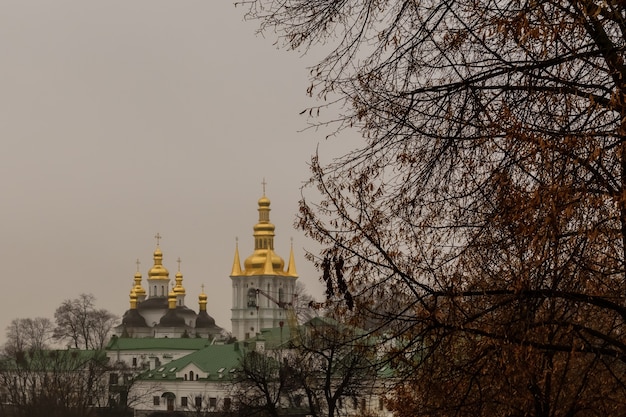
[
  {"xmin": 129, "ymin": 288, "xmax": 138, "ymax": 309},
  {"xmin": 243, "ymin": 194, "xmax": 286, "ymax": 274},
  {"xmin": 167, "ymin": 286, "xmax": 177, "ymax": 309},
  {"xmin": 133, "ymin": 270, "xmax": 146, "ymax": 297},
  {"xmin": 148, "ymin": 246, "xmax": 169, "ymax": 280},
  {"xmin": 174, "ymin": 271, "xmax": 186, "ymax": 295},
  {"xmin": 198, "ymin": 285, "xmax": 208, "ymax": 311}
]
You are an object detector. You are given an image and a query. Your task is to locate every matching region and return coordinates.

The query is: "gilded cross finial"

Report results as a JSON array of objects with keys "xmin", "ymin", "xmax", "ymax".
[
  {"xmin": 201, "ymin": 284, "xmax": 205, "ymax": 293},
  {"xmin": 136, "ymin": 258, "xmax": 141, "ymax": 272},
  {"xmin": 154, "ymin": 232, "xmax": 162, "ymax": 246},
  {"xmin": 261, "ymin": 178, "xmax": 267, "ymax": 196},
  {"xmin": 177, "ymin": 257, "xmax": 182, "ymax": 272}
]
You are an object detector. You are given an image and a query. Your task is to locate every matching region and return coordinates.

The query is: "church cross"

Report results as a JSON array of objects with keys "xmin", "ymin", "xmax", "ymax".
[
  {"xmin": 136, "ymin": 258, "xmax": 141, "ymax": 272},
  {"xmin": 154, "ymin": 232, "xmax": 162, "ymax": 246},
  {"xmin": 177, "ymin": 257, "xmax": 182, "ymax": 272},
  {"xmin": 261, "ymin": 178, "xmax": 267, "ymax": 195}
]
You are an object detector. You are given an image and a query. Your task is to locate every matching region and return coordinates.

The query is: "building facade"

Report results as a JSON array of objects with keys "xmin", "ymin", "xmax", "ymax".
[
  {"xmin": 230, "ymin": 194, "xmax": 298, "ymax": 340},
  {"xmin": 115, "ymin": 237, "xmax": 223, "ymax": 340}
]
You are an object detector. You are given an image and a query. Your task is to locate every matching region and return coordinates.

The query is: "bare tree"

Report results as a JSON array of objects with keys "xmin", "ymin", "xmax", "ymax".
[
  {"xmin": 294, "ymin": 317, "xmax": 381, "ymax": 417},
  {"xmin": 240, "ymin": 0, "xmax": 626, "ymax": 415},
  {"xmin": 54, "ymin": 294, "xmax": 117, "ymax": 349},
  {"xmin": 233, "ymin": 317, "xmax": 380, "ymax": 417},
  {"xmin": 233, "ymin": 348, "xmax": 296, "ymax": 417},
  {"xmin": 0, "ymin": 348, "xmax": 110, "ymax": 417},
  {"xmin": 4, "ymin": 318, "xmax": 54, "ymax": 356}
]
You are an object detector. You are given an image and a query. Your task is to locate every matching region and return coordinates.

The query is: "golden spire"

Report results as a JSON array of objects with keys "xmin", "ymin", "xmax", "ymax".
[
  {"xmin": 263, "ymin": 248, "xmax": 275, "ymax": 274},
  {"xmin": 129, "ymin": 288, "xmax": 138, "ymax": 309},
  {"xmin": 148, "ymin": 233, "xmax": 169, "ymax": 280},
  {"xmin": 287, "ymin": 238, "xmax": 298, "ymax": 277},
  {"xmin": 133, "ymin": 258, "xmax": 147, "ymax": 300},
  {"xmin": 168, "ymin": 285, "xmax": 177, "ymax": 309},
  {"xmin": 231, "ymin": 238, "xmax": 243, "ymax": 276},
  {"xmin": 243, "ymin": 191, "xmax": 287, "ymax": 275},
  {"xmin": 198, "ymin": 284, "xmax": 208, "ymax": 312},
  {"xmin": 173, "ymin": 257, "xmax": 186, "ymax": 295}
]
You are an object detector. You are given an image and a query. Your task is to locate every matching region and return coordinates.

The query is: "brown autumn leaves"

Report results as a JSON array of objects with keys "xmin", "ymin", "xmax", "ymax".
[{"xmin": 242, "ymin": 0, "xmax": 626, "ymax": 415}]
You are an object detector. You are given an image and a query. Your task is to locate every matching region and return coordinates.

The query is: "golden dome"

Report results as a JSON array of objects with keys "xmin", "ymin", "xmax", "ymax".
[
  {"xmin": 167, "ymin": 286, "xmax": 177, "ymax": 309},
  {"xmin": 148, "ymin": 247, "xmax": 169, "ymax": 280},
  {"xmin": 129, "ymin": 288, "xmax": 138, "ymax": 309},
  {"xmin": 240, "ymin": 193, "xmax": 292, "ymax": 276},
  {"xmin": 258, "ymin": 195, "xmax": 270, "ymax": 207},
  {"xmin": 133, "ymin": 270, "xmax": 147, "ymax": 297},
  {"xmin": 173, "ymin": 271, "xmax": 186, "ymax": 295},
  {"xmin": 244, "ymin": 249, "xmax": 285, "ymax": 273},
  {"xmin": 198, "ymin": 285, "xmax": 208, "ymax": 311}
]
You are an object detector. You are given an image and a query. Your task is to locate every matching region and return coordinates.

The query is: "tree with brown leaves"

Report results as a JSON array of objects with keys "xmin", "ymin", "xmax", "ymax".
[{"xmin": 241, "ymin": 0, "xmax": 626, "ymax": 415}]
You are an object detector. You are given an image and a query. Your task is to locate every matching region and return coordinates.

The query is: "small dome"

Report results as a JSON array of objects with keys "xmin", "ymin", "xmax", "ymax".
[
  {"xmin": 173, "ymin": 271, "xmax": 186, "ymax": 295},
  {"xmin": 122, "ymin": 309, "xmax": 148, "ymax": 327},
  {"xmin": 159, "ymin": 310, "xmax": 185, "ymax": 327},
  {"xmin": 258, "ymin": 195, "xmax": 270, "ymax": 207},
  {"xmin": 148, "ymin": 247, "xmax": 169, "ymax": 280},
  {"xmin": 195, "ymin": 310, "xmax": 216, "ymax": 328}
]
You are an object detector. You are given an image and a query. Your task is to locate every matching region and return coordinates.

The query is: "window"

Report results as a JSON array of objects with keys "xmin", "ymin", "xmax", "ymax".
[
  {"xmin": 209, "ymin": 397, "xmax": 217, "ymax": 409},
  {"xmin": 379, "ymin": 397, "xmax": 384, "ymax": 411},
  {"xmin": 247, "ymin": 289, "xmax": 257, "ymax": 307},
  {"xmin": 181, "ymin": 397, "xmax": 188, "ymax": 407},
  {"xmin": 189, "ymin": 371, "xmax": 194, "ymax": 381},
  {"xmin": 195, "ymin": 396, "xmax": 202, "ymax": 407},
  {"xmin": 109, "ymin": 373, "xmax": 118, "ymax": 385},
  {"xmin": 153, "ymin": 396, "xmax": 160, "ymax": 406},
  {"xmin": 132, "ymin": 357, "xmax": 137, "ymax": 367},
  {"xmin": 224, "ymin": 398, "xmax": 231, "ymax": 410}
]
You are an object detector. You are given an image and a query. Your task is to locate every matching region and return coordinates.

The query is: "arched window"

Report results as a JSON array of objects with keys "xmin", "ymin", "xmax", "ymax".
[
  {"xmin": 247, "ymin": 289, "xmax": 257, "ymax": 307},
  {"xmin": 278, "ymin": 288, "xmax": 284, "ymax": 304},
  {"xmin": 189, "ymin": 371, "xmax": 194, "ymax": 381}
]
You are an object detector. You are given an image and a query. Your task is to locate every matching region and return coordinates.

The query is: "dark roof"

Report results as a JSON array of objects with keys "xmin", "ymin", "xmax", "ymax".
[
  {"xmin": 159, "ymin": 309, "xmax": 186, "ymax": 327},
  {"xmin": 195, "ymin": 310, "xmax": 216, "ymax": 328},
  {"xmin": 121, "ymin": 309, "xmax": 148, "ymax": 327}
]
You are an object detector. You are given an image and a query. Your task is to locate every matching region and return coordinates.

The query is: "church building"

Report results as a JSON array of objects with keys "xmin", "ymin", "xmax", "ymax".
[
  {"xmin": 115, "ymin": 191, "xmax": 298, "ymax": 342},
  {"xmin": 230, "ymin": 192, "xmax": 298, "ymax": 340},
  {"xmin": 116, "ymin": 235, "xmax": 223, "ymax": 339}
]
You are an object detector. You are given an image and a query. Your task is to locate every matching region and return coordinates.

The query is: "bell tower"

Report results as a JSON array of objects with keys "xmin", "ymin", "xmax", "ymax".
[{"xmin": 230, "ymin": 188, "xmax": 298, "ymax": 340}]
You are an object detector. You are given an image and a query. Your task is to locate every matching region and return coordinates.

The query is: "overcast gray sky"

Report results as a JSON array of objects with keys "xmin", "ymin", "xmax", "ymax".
[{"xmin": 0, "ymin": 1, "xmax": 354, "ymax": 344}]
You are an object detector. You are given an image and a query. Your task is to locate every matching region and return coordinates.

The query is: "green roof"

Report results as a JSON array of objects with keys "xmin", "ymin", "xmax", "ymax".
[
  {"xmin": 106, "ymin": 336, "xmax": 212, "ymax": 351},
  {"xmin": 137, "ymin": 343, "xmax": 244, "ymax": 381}
]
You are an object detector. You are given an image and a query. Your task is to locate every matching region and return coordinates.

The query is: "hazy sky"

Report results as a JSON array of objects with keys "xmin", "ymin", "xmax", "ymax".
[{"xmin": 0, "ymin": 1, "xmax": 353, "ymax": 344}]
